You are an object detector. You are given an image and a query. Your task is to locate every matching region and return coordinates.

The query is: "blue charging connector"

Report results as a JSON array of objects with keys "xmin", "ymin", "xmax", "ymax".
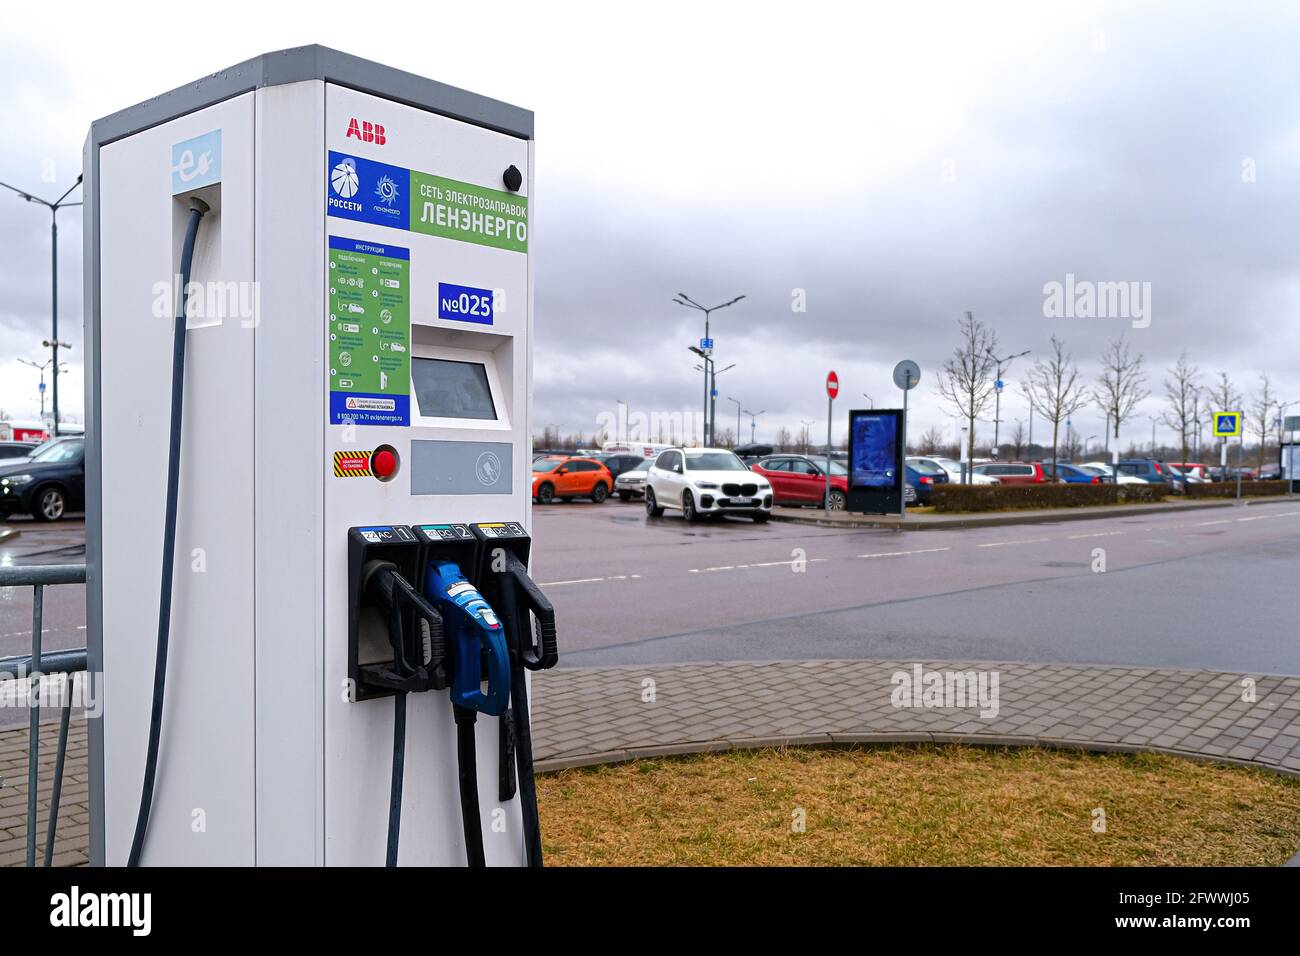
[
  {"xmin": 424, "ymin": 561, "xmax": 510, "ymax": 717},
  {"xmin": 424, "ymin": 559, "xmax": 511, "ymax": 866}
]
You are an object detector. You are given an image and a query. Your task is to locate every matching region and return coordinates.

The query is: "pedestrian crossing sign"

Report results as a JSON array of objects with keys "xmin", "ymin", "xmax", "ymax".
[{"xmin": 1212, "ymin": 412, "xmax": 1242, "ymax": 437}]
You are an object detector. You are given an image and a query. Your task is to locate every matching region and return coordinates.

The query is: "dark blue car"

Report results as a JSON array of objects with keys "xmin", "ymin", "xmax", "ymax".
[
  {"xmin": 906, "ymin": 462, "xmax": 948, "ymax": 505},
  {"xmin": 0, "ymin": 437, "xmax": 85, "ymax": 521}
]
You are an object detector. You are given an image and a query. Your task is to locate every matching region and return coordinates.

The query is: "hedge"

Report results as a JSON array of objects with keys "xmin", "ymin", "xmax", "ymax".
[
  {"xmin": 930, "ymin": 481, "xmax": 1166, "ymax": 513},
  {"xmin": 1185, "ymin": 480, "xmax": 1288, "ymax": 498}
]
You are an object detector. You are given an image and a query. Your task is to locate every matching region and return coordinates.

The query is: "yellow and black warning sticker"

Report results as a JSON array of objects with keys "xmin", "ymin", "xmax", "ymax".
[{"xmin": 333, "ymin": 450, "xmax": 373, "ymax": 478}]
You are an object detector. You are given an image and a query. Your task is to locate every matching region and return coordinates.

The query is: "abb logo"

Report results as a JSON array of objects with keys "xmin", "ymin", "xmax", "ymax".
[{"xmin": 345, "ymin": 118, "xmax": 386, "ymax": 145}]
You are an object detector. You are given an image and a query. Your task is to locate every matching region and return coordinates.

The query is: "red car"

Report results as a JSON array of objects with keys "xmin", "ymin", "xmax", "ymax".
[{"xmin": 750, "ymin": 454, "xmax": 848, "ymax": 509}]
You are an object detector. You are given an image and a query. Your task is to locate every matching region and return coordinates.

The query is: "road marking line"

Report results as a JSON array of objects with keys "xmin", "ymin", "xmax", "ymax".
[
  {"xmin": 1237, "ymin": 515, "xmax": 1269, "ymax": 521},
  {"xmin": 1193, "ymin": 520, "xmax": 1229, "ymax": 527},
  {"xmin": 691, "ymin": 558, "xmax": 828, "ymax": 573},
  {"xmin": 856, "ymin": 547, "xmax": 950, "ymax": 558},
  {"xmin": 538, "ymin": 577, "xmax": 608, "ymax": 587},
  {"xmin": 977, "ymin": 538, "xmax": 1052, "ymax": 548},
  {"xmin": 1066, "ymin": 531, "xmax": 1124, "ymax": 539}
]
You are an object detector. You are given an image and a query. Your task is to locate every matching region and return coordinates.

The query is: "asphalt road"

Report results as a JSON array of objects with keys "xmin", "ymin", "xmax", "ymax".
[
  {"xmin": 532, "ymin": 498, "xmax": 1300, "ymax": 675},
  {"xmin": 2, "ymin": 499, "xmax": 1297, "ymax": 683}
]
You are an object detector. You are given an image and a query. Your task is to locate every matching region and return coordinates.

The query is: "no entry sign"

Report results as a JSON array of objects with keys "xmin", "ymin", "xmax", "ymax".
[{"xmin": 826, "ymin": 370, "xmax": 839, "ymax": 399}]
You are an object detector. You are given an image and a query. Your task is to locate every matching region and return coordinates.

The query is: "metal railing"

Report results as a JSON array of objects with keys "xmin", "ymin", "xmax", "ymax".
[{"xmin": 0, "ymin": 564, "xmax": 87, "ymax": 867}]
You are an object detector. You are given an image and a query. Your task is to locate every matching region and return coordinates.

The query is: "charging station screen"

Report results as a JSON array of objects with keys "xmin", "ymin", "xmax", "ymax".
[{"xmin": 412, "ymin": 358, "xmax": 497, "ymax": 420}]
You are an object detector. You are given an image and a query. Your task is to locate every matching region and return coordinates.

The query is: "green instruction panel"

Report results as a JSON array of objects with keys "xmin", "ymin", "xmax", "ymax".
[{"xmin": 328, "ymin": 236, "xmax": 410, "ymax": 426}]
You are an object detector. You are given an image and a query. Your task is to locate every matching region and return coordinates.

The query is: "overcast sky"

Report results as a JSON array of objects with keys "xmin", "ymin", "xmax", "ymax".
[{"xmin": 2, "ymin": 1, "xmax": 1298, "ymax": 451}]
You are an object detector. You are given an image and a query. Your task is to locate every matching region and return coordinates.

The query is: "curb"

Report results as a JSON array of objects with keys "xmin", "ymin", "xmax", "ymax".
[
  {"xmin": 536, "ymin": 731, "xmax": 1300, "ymax": 781},
  {"xmin": 768, "ymin": 496, "xmax": 1293, "ymax": 531}
]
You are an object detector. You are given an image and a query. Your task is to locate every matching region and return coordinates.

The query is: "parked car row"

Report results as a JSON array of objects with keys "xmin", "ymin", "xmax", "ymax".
[{"xmin": 535, "ymin": 443, "xmax": 1290, "ymax": 519}]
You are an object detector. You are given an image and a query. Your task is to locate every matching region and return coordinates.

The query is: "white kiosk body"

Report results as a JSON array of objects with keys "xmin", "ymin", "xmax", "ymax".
[{"xmin": 84, "ymin": 47, "xmax": 535, "ymax": 865}]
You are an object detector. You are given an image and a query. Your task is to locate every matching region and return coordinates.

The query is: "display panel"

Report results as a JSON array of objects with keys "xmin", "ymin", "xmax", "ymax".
[
  {"xmin": 411, "ymin": 357, "xmax": 497, "ymax": 420},
  {"xmin": 847, "ymin": 408, "xmax": 904, "ymax": 514}
]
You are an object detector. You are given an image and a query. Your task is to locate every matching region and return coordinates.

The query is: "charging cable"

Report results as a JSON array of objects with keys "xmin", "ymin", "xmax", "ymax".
[{"xmin": 128, "ymin": 197, "xmax": 209, "ymax": 867}]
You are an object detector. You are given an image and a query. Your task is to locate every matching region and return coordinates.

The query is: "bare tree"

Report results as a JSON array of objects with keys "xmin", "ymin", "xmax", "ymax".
[
  {"xmin": 715, "ymin": 426, "xmax": 736, "ymax": 449},
  {"xmin": 775, "ymin": 425, "xmax": 792, "ymax": 452},
  {"xmin": 936, "ymin": 311, "xmax": 999, "ymax": 477},
  {"xmin": 1009, "ymin": 420, "xmax": 1026, "ymax": 460},
  {"xmin": 1093, "ymin": 334, "xmax": 1149, "ymax": 455},
  {"xmin": 796, "ymin": 423, "xmax": 811, "ymax": 454},
  {"xmin": 918, "ymin": 425, "xmax": 944, "ymax": 455},
  {"xmin": 1248, "ymin": 373, "xmax": 1276, "ymax": 470},
  {"xmin": 1160, "ymin": 352, "xmax": 1201, "ymax": 464},
  {"xmin": 1025, "ymin": 336, "xmax": 1088, "ymax": 477}
]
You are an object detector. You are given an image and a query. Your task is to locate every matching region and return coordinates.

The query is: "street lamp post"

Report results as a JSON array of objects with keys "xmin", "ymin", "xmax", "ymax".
[
  {"xmin": 673, "ymin": 293, "xmax": 745, "ymax": 445},
  {"xmin": 727, "ymin": 397, "xmax": 742, "ymax": 444},
  {"xmin": 799, "ymin": 419, "xmax": 814, "ymax": 454},
  {"xmin": 17, "ymin": 357, "xmax": 68, "ymax": 420},
  {"xmin": 2, "ymin": 175, "xmax": 83, "ymax": 437},
  {"xmin": 987, "ymin": 348, "xmax": 1030, "ymax": 456},
  {"xmin": 862, "ymin": 393, "xmax": 874, "ymax": 409},
  {"xmin": 743, "ymin": 408, "xmax": 765, "ymax": 445}
]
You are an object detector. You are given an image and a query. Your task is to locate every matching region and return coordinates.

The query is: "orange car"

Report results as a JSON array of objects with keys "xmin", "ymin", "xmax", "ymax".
[{"xmin": 531, "ymin": 456, "xmax": 613, "ymax": 504}]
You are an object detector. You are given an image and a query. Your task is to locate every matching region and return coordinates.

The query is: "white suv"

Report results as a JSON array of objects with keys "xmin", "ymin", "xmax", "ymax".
[{"xmin": 645, "ymin": 447, "xmax": 773, "ymax": 522}]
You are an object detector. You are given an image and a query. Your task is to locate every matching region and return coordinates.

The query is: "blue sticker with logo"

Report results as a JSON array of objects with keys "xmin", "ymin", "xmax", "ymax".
[
  {"xmin": 171, "ymin": 130, "xmax": 222, "ymax": 194},
  {"xmin": 327, "ymin": 150, "xmax": 409, "ymax": 231},
  {"xmin": 438, "ymin": 283, "xmax": 494, "ymax": 326}
]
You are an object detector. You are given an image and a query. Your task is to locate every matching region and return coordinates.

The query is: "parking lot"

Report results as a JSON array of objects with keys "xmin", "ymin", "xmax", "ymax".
[{"xmin": 3, "ymin": 498, "xmax": 1299, "ymax": 717}]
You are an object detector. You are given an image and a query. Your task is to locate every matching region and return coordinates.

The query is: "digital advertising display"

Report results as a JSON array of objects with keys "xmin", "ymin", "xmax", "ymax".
[{"xmin": 847, "ymin": 408, "xmax": 904, "ymax": 514}]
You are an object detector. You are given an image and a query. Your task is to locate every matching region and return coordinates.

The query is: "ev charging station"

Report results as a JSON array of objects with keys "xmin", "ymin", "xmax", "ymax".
[{"xmin": 83, "ymin": 47, "xmax": 555, "ymax": 866}]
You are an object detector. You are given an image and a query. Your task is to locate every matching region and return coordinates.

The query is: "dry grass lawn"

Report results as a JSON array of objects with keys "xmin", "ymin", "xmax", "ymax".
[{"xmin": 537, "ymin": 745, "xmax": 1300, "ymax": 866}]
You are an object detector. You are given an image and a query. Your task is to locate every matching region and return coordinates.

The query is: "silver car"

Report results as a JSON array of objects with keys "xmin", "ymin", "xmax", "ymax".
[{"xmin": 614, "ymin": 456, "xmax": 657, "ymax": 501}]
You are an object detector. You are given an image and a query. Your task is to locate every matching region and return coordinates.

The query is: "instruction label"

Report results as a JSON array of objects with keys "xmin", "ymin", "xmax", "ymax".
[{"xmin": 328, "ymin": 236, "xmax": 410, "ymax": 426}]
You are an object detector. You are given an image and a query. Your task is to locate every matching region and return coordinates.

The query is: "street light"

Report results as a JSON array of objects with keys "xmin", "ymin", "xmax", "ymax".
[
  {"xmin": 742, "ymin": 408, "xmax": 765, "ymax": 445},
  {"xmin": 862, "ymin": 393, "xmax": 874, "ymax": 408},
  {"xmin": 2, "ymin": 174, "xmax": 83, "ymax": 437},
  {"xmin": 727, "ymin": 396, "xmax": 743, "ymax": 444},
  {"xmin": 986, "ymin": 347, "xmax": 1030, "ymax": 456},
  {"xmin": 799, "ymin": 418, "xmax": 815, "ymax": 454},
  {"xmin": 674, "ymin": 292, "xmax": 745, "ymax": 445},
  {"xmin": 17, "ymin": 357, "xmax": 68, "ymax": 420}
]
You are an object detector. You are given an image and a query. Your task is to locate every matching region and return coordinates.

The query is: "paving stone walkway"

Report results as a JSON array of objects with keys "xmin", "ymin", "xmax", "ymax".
[{"xmin": 5, "ymin": 660, "xmax": 1300, "ymax": 865}]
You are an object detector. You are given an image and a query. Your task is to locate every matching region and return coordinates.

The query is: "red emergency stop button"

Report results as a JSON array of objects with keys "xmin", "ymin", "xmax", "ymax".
[{"xmin": 371, "ymin": 446, "xmax": 399, "ymax": 481}]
